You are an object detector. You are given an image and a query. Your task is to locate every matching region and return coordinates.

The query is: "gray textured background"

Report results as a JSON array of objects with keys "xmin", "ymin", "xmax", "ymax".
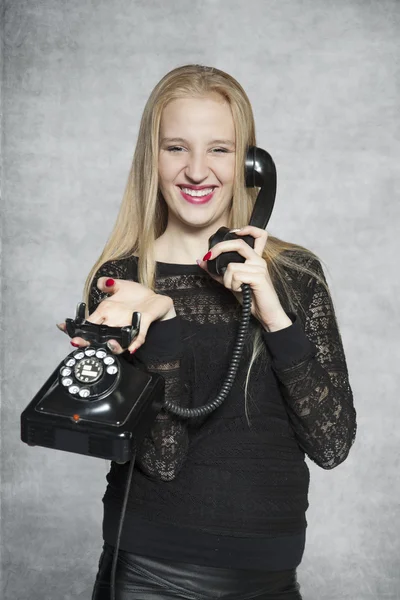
[{"xmin": 1, "ymin": 1, "xmax": 399, "ymax": 599}]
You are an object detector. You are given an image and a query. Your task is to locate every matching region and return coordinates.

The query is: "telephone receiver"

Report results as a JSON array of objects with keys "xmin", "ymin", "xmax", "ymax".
[{"xmin": 206, "ymin": 146, "xmax": 276, "ymax": 276}]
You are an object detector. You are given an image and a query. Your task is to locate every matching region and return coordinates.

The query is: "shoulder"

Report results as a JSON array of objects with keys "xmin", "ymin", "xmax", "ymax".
[
  {"xmin": 277, "ymin": 248, "xmax": 325, "ymax": 288},
  {"xmin": 271, "ymin": 249, "xmax": 329, "ymax": 320}
]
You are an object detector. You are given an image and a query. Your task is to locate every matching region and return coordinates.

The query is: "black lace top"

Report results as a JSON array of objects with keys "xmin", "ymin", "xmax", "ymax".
[{"xmin": 88, "ymin": 252, "xmax": 357, "ymax": 570}]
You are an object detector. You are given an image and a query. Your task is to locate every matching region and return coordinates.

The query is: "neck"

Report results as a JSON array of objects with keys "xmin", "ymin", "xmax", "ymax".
[{"xmin": 155, "ymin": 221, "xmax": 228, "ymax": 265}]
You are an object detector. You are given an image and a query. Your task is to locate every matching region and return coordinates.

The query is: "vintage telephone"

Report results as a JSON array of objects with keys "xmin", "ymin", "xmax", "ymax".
[{"xmin": 20, "ymin": 145, "xmax": 276, "ymax": 599}]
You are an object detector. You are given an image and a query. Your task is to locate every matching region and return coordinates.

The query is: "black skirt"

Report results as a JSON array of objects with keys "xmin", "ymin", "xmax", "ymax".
[{"xmin": 91, "ymin": 542, "xmax": 303, "ymax": 600}]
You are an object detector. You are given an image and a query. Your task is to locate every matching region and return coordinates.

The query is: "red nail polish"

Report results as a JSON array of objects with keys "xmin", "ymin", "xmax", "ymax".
[
  {"xmin": 105, "ymin": 279, "xmax": 115, "ymax": 287},
  {"xmin": 70, "ymin": 342, "xmax": 80, "ymax": 347},
  {"xmin": 203, "ymin": 251, "xmax": 212, "ymax": 261},
  {"xmin": 130, "ymin": 348, "xmax": 137, "ymax": 354}
]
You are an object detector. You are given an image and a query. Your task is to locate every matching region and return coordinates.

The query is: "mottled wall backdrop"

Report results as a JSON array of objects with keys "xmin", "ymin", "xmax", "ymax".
[{"xmin": 1, "ymin": 0, "xmax": 399, "ymax": 598}]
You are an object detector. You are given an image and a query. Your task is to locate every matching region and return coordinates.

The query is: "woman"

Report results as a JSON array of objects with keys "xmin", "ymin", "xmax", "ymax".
[{"xmin": 58, "ymin": 64, "xmax": 357, "ymax": 599}]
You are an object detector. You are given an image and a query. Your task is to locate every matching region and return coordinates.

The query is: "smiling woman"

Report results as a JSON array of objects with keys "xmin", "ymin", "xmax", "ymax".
[{"xmin": 80, "ymin": 64, "xmax": 356, "ymax": 600}]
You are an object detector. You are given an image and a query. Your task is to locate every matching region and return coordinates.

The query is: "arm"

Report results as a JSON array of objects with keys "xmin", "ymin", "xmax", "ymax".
[
  {"xmin": 261, "ymin": 258, "xmax": 357, "ymax": 469},
  {"xmin": 88, "ymin": 259, "xmax": 190, "ymax": 481}
]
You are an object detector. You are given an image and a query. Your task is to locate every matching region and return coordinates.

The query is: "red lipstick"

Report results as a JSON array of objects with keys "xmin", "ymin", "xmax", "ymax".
[
  {"xmin": 178, "ymin": 187, "xmax": 216, "ymax": 204},
  {"xmin": 180, "ymin": 189, "xmax": 215, "ymax": 204}
]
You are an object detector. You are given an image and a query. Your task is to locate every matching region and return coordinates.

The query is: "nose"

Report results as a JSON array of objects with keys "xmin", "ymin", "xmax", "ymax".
[{"xmin": 184, "ymin": 150, "xmax": 210, "ymax": 182}]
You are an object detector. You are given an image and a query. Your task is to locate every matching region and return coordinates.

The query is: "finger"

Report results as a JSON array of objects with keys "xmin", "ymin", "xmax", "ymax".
[
  {"xmin": 223, "ymin": 264, "xmax": 263, "ymax": 291},
  {"xmin": 126, "ymin": 313, "xmax": 153, "ymax": 355},
  {"xmin": 56, "ymin": 322, "xmax": 68, "ymax": 334},
  {"xmin": 207, "ymin": 238, "xmax": 257, "ymax": 263},
  {"xmin": 70, "ymin": 336, "xmax": 91, "ymax": 348},
  {"xmin": 230, "ymin": 271, "xmax": 251, "ymax": 292},
  {"xmin": 229, "ymin": 226, "xmax": 268, "ymax": 257},
  {"xmin": 229, "ymin": 269, "xmax": 269, "ymax": 293},
  {"xmin": 87, "ymin": 310, "xmax": 108, "ymax": 326},
  {"xmin": 106, "ymin": 339, "xmax": 124, "ymax": 355},
  {"xmin": 196, "ymin": 258, "xmax": 224, "ymax": 285},
  {"xmin": 97, "ymin": 277, "xmax": 118, "ymax": 293},
  {"xmin": 223, "ymin": 268, "xmax": 236, "ymax": 292}
]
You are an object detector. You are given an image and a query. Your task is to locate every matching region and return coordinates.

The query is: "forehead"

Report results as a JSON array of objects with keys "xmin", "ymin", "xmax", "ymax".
[{"xmin": 160, "ymin": 96, "xmax": 235, "ymax": 139}]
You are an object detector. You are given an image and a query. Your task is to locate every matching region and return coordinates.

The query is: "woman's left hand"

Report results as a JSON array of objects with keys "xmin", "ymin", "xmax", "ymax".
[{"xmin": 197, "ymin": 225, "xmax": 289, "ymax": 331}]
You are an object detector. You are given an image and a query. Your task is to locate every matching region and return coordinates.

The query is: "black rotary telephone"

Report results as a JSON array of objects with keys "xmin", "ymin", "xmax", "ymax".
[
  {"xmin": 21, "ymin": 307, "xmax": 165, "ymax": 463},
  {"xmin": 20, "ymin": 146, "xmax": 276, "ymax": 600}
]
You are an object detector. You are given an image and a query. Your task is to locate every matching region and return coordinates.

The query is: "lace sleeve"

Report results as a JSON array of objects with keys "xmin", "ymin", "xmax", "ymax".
[
  {"xmin": 87, "ymin": 259, "xmax": 190, "ymax": 482},
  {"xmin": 264, "ymin": 258, "xmax": 357, "ymax": 469}
]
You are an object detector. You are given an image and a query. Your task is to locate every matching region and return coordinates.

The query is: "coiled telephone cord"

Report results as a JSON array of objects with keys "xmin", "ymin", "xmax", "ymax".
[{"xmin": 163, "ymin": 283, "xmax": 252, "ymax": 419}]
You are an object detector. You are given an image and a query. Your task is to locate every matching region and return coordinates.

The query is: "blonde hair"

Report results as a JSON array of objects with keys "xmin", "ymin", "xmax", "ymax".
[{"xmin": 83, "ymin": 64, "xmax": 329, "ymax": 422}]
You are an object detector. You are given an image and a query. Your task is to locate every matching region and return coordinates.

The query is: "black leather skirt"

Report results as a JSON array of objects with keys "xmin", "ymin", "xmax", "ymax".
[{"xmin": 91, "ymin": 542, "xmax": 303, "ymax": 600}]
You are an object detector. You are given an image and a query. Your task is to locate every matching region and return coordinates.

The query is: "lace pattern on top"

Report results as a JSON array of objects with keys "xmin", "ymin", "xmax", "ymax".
[{"xmin": 270, "ymin": 257, "xmax": 357, "ymax": 469}]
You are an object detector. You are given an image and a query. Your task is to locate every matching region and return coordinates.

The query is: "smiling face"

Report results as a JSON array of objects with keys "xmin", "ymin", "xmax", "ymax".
[{"xmin": 158, "ymin": 94, "xmax": 236, "ymax": 232}]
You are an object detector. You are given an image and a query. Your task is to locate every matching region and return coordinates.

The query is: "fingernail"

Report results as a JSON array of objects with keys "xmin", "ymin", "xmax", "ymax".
[
  {"xmin": 107, "ymin": 341, "xmax": 116, "ymax": 352},
  {"xmin": 56, "ymin": 323, "xmax": 64, "ymax": 331},
  {"xmin": 105, "ymin": 278, "xmax": 115, "ymax": 287},
  {"xmin": 202, "ymin": 251, "xmax": 212, "ymax": 261},
  {"xmin": 229, "ymin": 228, "xmax": 242, "ymax": 233},
  {"xmin": 130, "ymin": 348, "xmax": 137, "ymax": 354},
  {"xmin": 70, "ymin": 341, "xmax": 80, "ymax": 347}
]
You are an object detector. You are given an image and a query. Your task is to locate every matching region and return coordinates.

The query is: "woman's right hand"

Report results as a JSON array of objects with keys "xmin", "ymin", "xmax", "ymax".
[{"xmin": 56, "ymin": 277, "xmax": 176, "ymax": 355}]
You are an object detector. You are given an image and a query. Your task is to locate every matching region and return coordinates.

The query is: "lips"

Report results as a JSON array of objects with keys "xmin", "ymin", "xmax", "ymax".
[{"xmin": 177, "ymin": 186, "xmax": 216, "ymax": 205}]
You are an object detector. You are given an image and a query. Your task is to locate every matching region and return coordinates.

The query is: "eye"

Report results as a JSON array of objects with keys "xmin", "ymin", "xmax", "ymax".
[{"xmin": 166, "ymin": 146, "xmax": 230, "ymax": 153}]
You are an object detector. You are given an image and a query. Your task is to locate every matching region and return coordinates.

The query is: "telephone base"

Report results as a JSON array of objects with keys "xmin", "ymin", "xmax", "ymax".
[{"xmin": 21, "ymin": 354, "xmax": 165, "ymax": 462}]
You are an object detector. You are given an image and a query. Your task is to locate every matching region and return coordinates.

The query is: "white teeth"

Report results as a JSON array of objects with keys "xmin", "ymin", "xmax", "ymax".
[{"xmin": 181, "ymin": 187, "xmax": 214, "ymax": 197}]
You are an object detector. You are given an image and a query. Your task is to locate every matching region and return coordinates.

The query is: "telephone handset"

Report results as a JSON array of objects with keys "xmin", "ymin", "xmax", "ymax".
[
  {"xmin": 207, "ymin": 146, "xmax": 276, "ymax": 277},
  {"xmin": 20, "ymin": 145, "xmax": 276, "ymax": 462}
]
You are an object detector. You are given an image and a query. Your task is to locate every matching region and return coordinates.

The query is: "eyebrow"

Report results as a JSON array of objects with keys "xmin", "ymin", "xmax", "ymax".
[{"xmin": 160, "ymin": 137, "xmax": 235, "ymax": 148}]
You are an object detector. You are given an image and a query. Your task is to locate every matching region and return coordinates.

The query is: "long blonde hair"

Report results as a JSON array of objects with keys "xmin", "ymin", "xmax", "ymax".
[{"xmin": 83, "ymin": 64, "xmax": 330, "ymax": 422}]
